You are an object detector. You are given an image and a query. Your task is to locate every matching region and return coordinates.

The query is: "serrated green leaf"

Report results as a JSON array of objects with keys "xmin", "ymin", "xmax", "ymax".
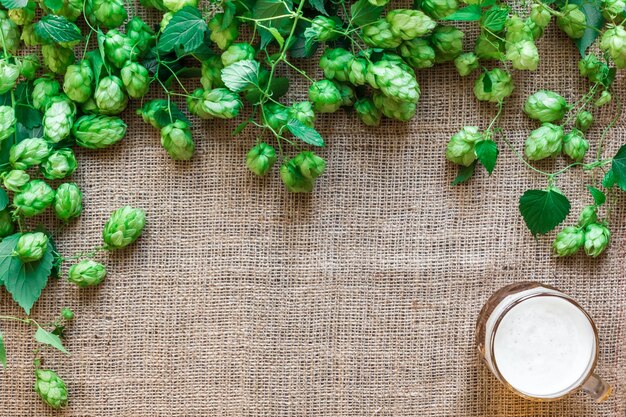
[
  {"xmin": 475, "ymin": 139, "xmax": 498, "ymax": 174},
  {"xmin": 602, "ymin": 169, "xmax": 615, "ymax": 189},
  {"xmin": 153, "ymin": 102, "xmax": 190, "ymax": 128},
  {"xmin": 570, "ymin": 0, "xmax": 604, "ymax": 56},
  {"xmin": 443, "ymin": 5, "xmax": 482, "ymax": 21},
  {"xmin": 286, "ymin": 119, "xmax": 324, "ymax": 147},
  {"xmin": 451, "ymin": 161, "xmax": 476, "ymax": 185},
  {"xmin": 222, "ymin": 1, "xmax": 237, "ymax": 28},
  {"xmin": 612, "ymin": 144, "xmax": 626, "ymax": 191},
  {"xmin": 0, "ymin": 332, "xmax": 6, "ymax": 369},
  {"xmin": 480, "ymin": 6, "xmax": 509, "ymax": 31},
  {"xmin": 43, "ymin": 0, "xmax": 63, "ymax": 11},
  {"xmin": 0, "ymin": 237, "xmax": 55, "ymax": 315},
  {"xmin": 244, "ymin": 76, "xmax": 289, "ymax": 104},
  {"xmin": 307, "ymin": 0, "xmax": 327, "ymax": 15},
  {"xmin": 289, "ymin": 21, "xmax": 318, "ymax": 58},
  {"xmin": 350, "ymin": 0, "xmax": 384, "ymax": 26},
  {"xmin": 265, "ymin": 26, "xmax": 285, "ymax": 48},
  {"xmin": 35, "ymin": 327, "xmax": 69, "ymax": 354},
  {"xmin": 0, "ymin": 0, "xmax": 27, "ymax": 8},
  {"xmin": 221, "ymin": 59, "xmax": 260, "ymax": 92},
  {"xmin": 86, "ymin": 50, "xmax": 103, "ymax": 85},
  {"xmin": 587, "ymin": 185, "xmax": 606, "ymax": 206},
  {"xmin": 253, "ymin": 0, "xmax": 293, "ymax": 48},
  {"xmin": 157, "ymin": 6, "xmax": 208, "ymax": 54},
  {"xmin": 519, "ymin": 189, "xmax": 571, "ymax": 236},
  {"xmin": 34, "ymin": 15, "xmax": 83, "ymax": 44}
]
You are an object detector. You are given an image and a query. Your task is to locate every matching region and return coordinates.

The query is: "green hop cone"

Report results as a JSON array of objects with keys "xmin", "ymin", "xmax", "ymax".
[
  {"xmin": 431, "ymin": 26, "xmax": 464, "ymax": 63},
  {"xmin": 280, "ymin": 152, "xmax": 326, "ymax": 193},
  {"xmin": 523, "ymin": 90, "xmax": 569, "ymax": 122},
  {"xmin": 309, "ymin": 16, "xmax": 340, "ymax": 42},
  {"xmin": 575, "ymin": 111, "xmax": 593, "ymax": 132},
  {"xmin": 530, "ymin": 3, "xmax": 552, "ymax": 28},
  {"xmin": 141, "ymin": 0, "xmax": 167, "ymax": 10},
  {"xmin": 578, "ymin": 205, "xmax": 598, "ymax": 228},
  {"xmin": 0, "ymin": 60, "xmax": 19, "ymax": 94},
  {"xmin": 80, "ymin": 97, "xmax": 99, "ymax": 115},
  {"xmin": 474, "ymin": 68, "xmax": 514, "ymax": 103},
  {"xmin": 86, "ymin": 0, "xmax": 127, "ymax": 29},
  {"xmin": 362, "ymin": 20, "xmax": 402, "ymax": 49},
  {"xmin": 103, "ymin": 205, "xmax": 146, "ymax": 250},
  {"xmin": 14, "ymin": 232, "xmax": 48, "ymax": 263},
  {"xmin": 19, "ymin": 55, "xmax": 40, "ymax": 80},
  {"xmin": 354, "ymin": 98, "xmax": 382, "ymax": 126},
  {"xmin": 246, "ymin": 142, "xmax": 277, "ymax": 176},
  {"xmin": 43, "ymin": 96, "xmax": 76, "ymax": 143},
  {"xmin": 160, "ymin": 120, "xmax": 195, "ymax": 161},
  {"xmin": 32, "ymin": 78, "xmax": 60, "ymax": 111},
  {"xmin": 10, "ymin": 138, "xmax": 50, "ymax": 170},
  {"xmin": 347, "ymin": 56, "xmax": 368, "ymax": 85},
  {"xmin": 386, "ymin": 9, "xmax": 436, "ymax": 40},
  {"xmin": 127, "ymin": 16, "xmax": 155, "ymax": 56},
  {"xmin": 137, "ymin": 99, "xmax": 169, "ymax": 128},
  {"xmin": 562, "ymin": 129, "xmax": 589, "ymax": 161},
  {"xmin": 505, "ymin": 15, "xmax": 534, "ymax": 44},
  {"xmin": 475, "ymin": 32, "xmax": 504, "ymax": 60},
  {"xmin": 54, "ymin": 183, "xmax": 83, "ymax": 220},
  {"xmin": 600, "ymin": 25, "xmax": 626, "ymax": 68},
  {"xmin": 63, "ymin": 61, "xmax": 93, "ymax": 103},
  {"xmin": 34, "ymin": 369, "xmax": 68, "ymax": 409},
  {"xmin": 0, "ymin": 106, "xmax": 16, "ymax": 141},
  {"xmin": 41, "ymin": 148, "xmax": 77, "ymax": 180},
  {"xmin": 420, "ymin": 0, "xmax": 459, "ymax": 19},
  {"xmin": 0, "ymin": 209, "xmax": 14, "ymax": 238},
  {"xmin": 366, "ymin": 60, "xmax": 420, "ymax": 104},
  {"xmin": 309, "ymin": 80, "xmax": 342, "ymax": 113},
  {"xmin": 454, "ymin": 52, "xmax": 479, "ymax": 76},
  {"xmin": 0, "ymin": 11, "xmax": 19, "ymax": 54},
  {"xmin": 95, "ymin": 76, "xmax": 128, "ymax": 115},
  {"xmin": 201, "ymin": 55, "xmax": 224, "ymax": 90},
  {"xmin": 73, "ymin": 115, "xmax": 127, "ymax": 149},
  {"xmin": 14, "ymin": 180, "xmax": 55, "ymax": 217},
  {"xmin": 42, "ymin": 44, "xmax": 75, "ymax": 74},
  {"xmin": 121, "ymin": 62, "xmax": 150, "ymax": 99},
  {"xmin": 595, "ymin": 90, "xmax": 612, "ymax": 107},
  {"xmin": 553, "ymin": 226, "xmax": 584, "ymax": 257},
  {"xmin": 319, "ymin": 48, "xmax": 353, "ymax": 82},
  {"xmin": 578, "ymin": 54, "xmax": 609, "ymax": 83},
  {"xmin": 61, "ymin": 307, "xmax": 74, "ymax": 320},
  {"xmin": 398, "ymin": 38, "xmax": 435, "ymax": 69},
  {"xmin": 163, "ymin": 0, "xmax": 197, "ymax": 11},
  {"xmin": 104, "ymin": 30, "xmax": 136, "ymax": 69},
  {"xmin": 293, "ymin": 151, "xmax": 326, "ymax": 180},
  {"xmin": 557, "ymin": 4, "xmax": 587, "ymax": 39},
  {"xmin": 524, "ymin": 123, "xmax": 564, "ymax": 160},
  {"xmin": 8, "ymin": 1, "xmax": 35, "ymax": 25},
  {"xmin": 67, "ymin": 260, "xmax": 106, "ymax": 287},
  {"xmin": 584, "ymin": 223, "xmax": 610, "ymax": 257},
  {"xmin": 221, "ymin": 43, "xmax": 255, "ymax": 67},
  {"xmin": 601, "ymin": 0, "xmax": 626, "ymax": 21},
  {"xmin": 202, "ymin": 88, "xmax": 242, "ymax": 119},
  {"xmin": 54, "ymin": 0, "xmax": 83, "ymax": 22},
  {"xmin": 372, "ymin": 92, "xmax": 417, "ymax": 121},
  {"xmin": 526, "ymin": 18, "xmax": 545, "ymax": 40},
  {"xmin": 445, "ymin": 126, "xmax": 482, "ymax": 166},
  {"xmin": 187, "ymin": 88, "xmax": 211, "ymax": 119},
  {"xmin": 21, "ymin": 24, "xmax": 42, "ymax": 47},
  {"xmin": 289, "ymin": 101, "xmax": 315, "ymax": 127},
  {"xmin": 2, "ymin": 169, "xmax": 29, "ymax": 192},
  {"xmin": 332, "ymin": 81, "xmax": 355, "ymax": 107},
  {"xmin": 263, "ymin": 103, "xmax": 290, "ymax": 132},
  {"xmin": 506, "ymin": 40, "xmax": 539, "ymax": 71},
  {"xmin": 208, "ymin": 13, "xmax": 239, "ymax": 50}
]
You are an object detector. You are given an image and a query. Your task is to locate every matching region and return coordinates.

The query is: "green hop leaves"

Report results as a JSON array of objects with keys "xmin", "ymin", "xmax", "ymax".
[
  {"xmin": 54, "ymin": 183, "xmax": 83, "ymax": 221},
  {"xmin": 14, "ymin": 232, "xmax": 48, "ymax": 263},
  {"xmin": 523, "ymin": 90, "xmax": 569, "ymax": 122},
  {"xmin": 0, "ymin": 209, "xmax": 14, "ymax": 238},
  {"xmin": 524, "ymin": 123, "xmax": 564, "ymax": 160},
  {"xmin": 67, "ymin": 259, "xmax": 106, "ymax": 287},
  {"xmin": 72, "ymin": 115, "xmax": 127, "ymax": 149},
  {"xmin": 246, "ymin": 142, "xmax": 277, "ymax": 176},
  {"xmin": 14, "ymin": 180, "xmax": 55, "ymax": 217},
  {"xmin": 160, "ymin": 120, "xmax": 195, "ymax": 160},
  {"xmin": 474, "ymin": 69, "xmax": 514, "ymax": 103},
  {"xmin": 34, "ymin": 369, "xmax": 68, "ymax": 409},
  {"xmin": 102, "ymin": 206, "xmax": 146, "ymax": 250},
  {"xmin": 41, "ymin": 148, "xmax": 78, "ymax": 180}
]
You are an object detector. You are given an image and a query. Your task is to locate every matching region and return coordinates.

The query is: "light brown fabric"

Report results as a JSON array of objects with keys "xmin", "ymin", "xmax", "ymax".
[{"xmin": 0, "ymin": 14, "xmax": 624, "ymax": 417}]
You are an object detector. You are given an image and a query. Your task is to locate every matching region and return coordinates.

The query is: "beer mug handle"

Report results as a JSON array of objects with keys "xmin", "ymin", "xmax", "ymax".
[{"xmin": 582, "ymin": 373, "xmax": 612, "ymax": 402}]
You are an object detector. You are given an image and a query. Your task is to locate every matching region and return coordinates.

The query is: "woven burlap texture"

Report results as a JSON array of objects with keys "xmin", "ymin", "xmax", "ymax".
[{"xmin": 0, "ymin": 13, "xmax": 624, "ymax": 417}]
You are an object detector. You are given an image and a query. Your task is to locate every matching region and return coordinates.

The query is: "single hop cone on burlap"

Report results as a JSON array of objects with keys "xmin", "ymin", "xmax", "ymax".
[
  {"xmin": 73, "ymin": 115, "xmax": 127, "ymax": 149},
  {"xmin": 0, "ymin": 209, "xmax": 14, "ymax": 238},
  {"xmin": 14, "ymin": 180, "xmax": 55, "ymax": 217},
  {"xmin": 41, "ymin": 148, "xmax": 78, "ymax": 180},
  {"xmin": 575, "ymin": 111, "xmax": 593, "ymax": 131},
  {"xmin": 0, "ymin": 105, "xmax": 16, "ymax": 141},
  {"xmin": 121, "ymin": 62, "xmax": 150, "ymax": 99},
  {"xmin": 0, "ymin": 60, "xmax": 19, "ymax": 94},
  {"xmin": 553, "ymin": 226, "xmax": 584, "ymax": 257},
  {"xmin": 54, "ymin": 183, "xmax": 83, "ymax": 221},
  {"xmin": 67, "ymin": 259, "xmax": 106, "ymax": 287},
  {"xmin": 13, "ymin": 232, "xmax": 48, "ymax": 262},
  {"xmin": 523, "ymin": 90, "xmax": 569, "ymax": 122},
  {"xmin": 474, "ymin": 68, "xmax": 514, "ymax": 103},
  {"xmin": 34, "ymin": 369, "xmax": 68, "ymax": 409},
  {"xmin": 454, "ymin": 52, "xmax": 479, "ymax": 76},
  {"xmin": 563, "ymin": 129, "xmax": 589, "ymax": 161},
  {"xmin": 94, "ymin": 76, "xmax": 128, "ymax": 115},
  {"xmin": 85, "ymin": 0, "xmax": 127, "ymax": 28},
  {"xmin": 578, "ymin": 205, "xmax": 598, "ymax": 228},
  {"xmin": 595, "ymin": 90, "xmax": 612, "ymax": 107},
  {"xmin": 246, "ymin": 143, "xmax": 276, "ymax": 176},
  {"xmin": 446, "ymin": 126, "xmax": 482, "ymax": 166},
  {"xmin": 160, "ymin": 120, "xmax": 195, "ymax": 161},
  {"xmin": 524, "ymin": 123, "xmax": 564, "ymax": 160},
  {"xmin": 103, "ymin": 206, "xmax": 146, "ymax": 250},
  {"xmin": 10, "ymin": 138, "xmax": 50, "ymax": 170},
  {"xmin": 63, "ymin": 61, "xmax": 93, "ymax": 103},
  {"xmin": 2, "ymin": 169, "xmax": 29, "ymax": 192},
  {"xmin": 584, "ymin": 223, "xmax": 610, "ymax": 257}
]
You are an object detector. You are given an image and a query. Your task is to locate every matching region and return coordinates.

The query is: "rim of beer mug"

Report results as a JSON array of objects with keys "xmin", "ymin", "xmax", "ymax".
[{"xmin": 487, "ymin": 290, "xmax": 600, "ymax": 402}]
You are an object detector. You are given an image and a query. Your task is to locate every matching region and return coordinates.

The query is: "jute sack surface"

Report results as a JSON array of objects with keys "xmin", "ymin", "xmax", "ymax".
[{"xmin": 0, "ymin": 17, "xmax": 624, "ymax": 417}]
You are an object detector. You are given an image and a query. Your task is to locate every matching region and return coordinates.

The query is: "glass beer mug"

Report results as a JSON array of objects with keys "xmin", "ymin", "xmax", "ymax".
[{"xmin": 476, "ymin": 282, "xmax": 612, "ymax": 402}]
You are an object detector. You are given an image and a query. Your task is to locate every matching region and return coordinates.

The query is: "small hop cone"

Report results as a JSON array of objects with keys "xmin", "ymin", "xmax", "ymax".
[
  {"xmin": 578, "ymin": 54, "xmax": 608, "ymax": 83},
  {"xmin": 246, "ymin": 143, "xmax": 276, "ymax": 176},
  {"xmin": 578, "ymin": 205, "xmax": 598, "ymax": 228},
  {"xmin": 474, "ymin": 68, "xmax": 514, "ymax": 103},
  {"xmin": 67, "ymin": 259, "xmax": 106, "ymax": 287},
  {"xmin": 365, "ymin": 60, "xmax": 420, "ymax": 104},
  {"xmin": 584, "ymin": 223, "xmax": 610, "ymax": 257},
  {"xmin": 201, "ymin": 88, "xmax": 242, "ymax": 119},
  {"xmin": 431, "ymin": 26, "xmax": 464, "ymax": 63},
  {"xmin": 553, "ymin": 226, "xmax": 584, "ymax": 257},
  {"xmin": 289, "ymin": 102, "xmax": 315, "ymax": 128},
  {"xmin": 0, "ymin": 60, "xmax": 20, "ymax": 94},
  {"xmin": 104, "ymin": 30, "xmax": 136, "ymax": 69},
  {"xmin": 200, "ymin": 56, "xmax": 224, "ymax": 90},
  {"xmin": 454, "ymin": 52, "xmax": 479, "ymax": 76},
  {"xmin": 14, "ymin": 180, "xmax": 55, "ymax": 217},
  {"xmin": 446, "ymin": 126, "xmax": 482, "ymax": 166},
  {"xmin": 524, "ymin": 90, "xmax": 569, "ymax": 122},
  {"xmin": 43, "ymin": 96, "xmax": 77, "ymax": 143},
  {"xmin": 207, "ymin": 13, "xmax": 239, "ymax": 50},
  {"xmin": 309, "ymin": 16, "xmax": 340, "ymax": 42},
  {"xmin": 32, "ymin": 78, "xmax": 60, "ymax": 111},
  {"xmin": 563, "ymin": 129, "xmax": 589, "ymax": 162},
  {"xmin": 14, "ymin": 232, "xmax": 48, "ymax": 263},
  {"xmin": 94, "ymin": 76, "xmax": 128, "ymax": 115},
  {"xmin": 595, "ymin": 90, "xmax": 612, "ymax": 107},
  {"xmin": 63, "ymin": 61, "xmax": 93, "ymax": 103},
  {"xmin": 41, "ymin": 148, "xmax": 78, "ymax": 180},
  {"xmin": 557, "ymin": 4, "xmax": 587, "ymax": 39},
  {"xmin": 575, "ymin": 111, "xmax": 593, "ymax": 131},
  {"xmin": 221, "ymin": 43, "xmax": 255, "ymax": 67},
  {"xmin": 160, "ymin": 120, "xmax": 195, "ymax": 161},
  {"xmin": 505, "ymin": 40, "xmax": 539, "ymax": 71},
  {"xmin": 263, "ymin": 103, "xmax": 290, "ymax": 132},
  {"xmin": 530, "ymin": 4, "xmax": 551, "ymax": 28},
  {"xmin": 103, "ymin": 206, "xmax": 146, "ymax": 250},
  {"xmin": 0, "ymin": 11, "xmax": 20, "ymax": 54},
  {"xmin": 86, "ymin": 0, "xmax": 127, "ymax": 29},
  {"xmin": 309, "ymin": 80, "xmax": 342, "ymax": 113},
  {"xmin": 72, "ymin": 115, "xmax": 127, "ymax": 149},
  {"xmin": 362, "ymin": 20, "xmax": 402, "ymax": 49},
  {"xmin": 292, "ymin": 152, "xmax": 326, "ymax": 180},
  {"xmin": 162, "ymin": 0, "xmax": 197, "ymax": 12},
  {"xmin": 127, "ymin": 16, "xmax": 156, "ymax": 56},
  {"xmin": 61, "ymin": 307, "xmax": 74, "ymax": 320},
  {"xmin": 41, "ymin": 44, "xmax": 75, "ymax": 74},
  {"xmin": 398, "ymin": 38, "xmax": 435, "ymax": 69},
  {"xmin": 386, "ymin": 9, "xmax": 436, "ymax": 40},
  {"xmin": 9, "ymin": 138, "xmax": 51, "ymax": 170},
  {"xmin": 34, "ymin": 369, "xmax": 68, "ymax": 409},
  {"xmin": 524, "ymin": 123, "xmax": 564, "ymax": 161},
  {"xmin": 121, "ymin": 62, "xmax": 150, "ymax": 99},
  {"xmin": 54, "ymin": 183, "xmax": 83, "ymax": 221},
  {"xmin": 354, "ymin": 98, "xmax": 382, "ymax": 127},
  {"xmin": 372, "ymin": 92, "xmax": 416, "ymax": 121},
  {"xmin": 0, "ymin": 105, "xmax": 16, "ymax": 141},
  {"xmin": 319, "ymin": 48, "xmax": 354, "ymax": 82},
  {"xmin": 420, "ymin": 0, "xmax": 458, "ymax": 19},
  {"xmin": 187, "ymin": 88, "xmax": 211, "ymax": 119},
  {"xmin": 3, "ymin": 170, "xmax": 29, "ymax": 192}
]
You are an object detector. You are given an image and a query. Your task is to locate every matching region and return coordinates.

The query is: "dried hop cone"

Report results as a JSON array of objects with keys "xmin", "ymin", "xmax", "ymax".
[
  {"xmin": 524, "ymin": 123, "xmax": 564, "ymax": 161},
  {"xmin": 67, "ymin": 259, "xmax": 106, "ymax": 287},
  {"xmin": 446, "ymin": 126, "xmax": 482, "ymax": 166},
  {"xmin": 553, "ymin": 226, "xmax": 584, "ymax": 257},
  {"xmin": 34, "ymin": 369, "xmax": 68, "ymax": 409},
  {"xmin": 41, "ymin": 148, "xmax": 78, "ymax": 180},
  {"xmin": 72, "ymin": 115, "xmax": 127, "ymax": 149},
  {"xmin": 246, "ymin": 142, "xmax": 277, "ymax": 176},
  {"xmin": 2, "ymin": 169, "xmax": 29, "ymax": 192},
  {"xmin": 584, "ymin": 223, "xmax": 610, "ymax": 257},
  {"xmin": 14, "ymin": 180, "xmax": 55, "ymax": 217},
  {"xmin": 523, "ymin": 90, "xmax": 569, "ymax": 122},
  {"xmin": 9, "ymin": 138, "xmax": 51, "ymax": 170},
  {"xmin": 160, "ymin": 120, "xmax": 195, "ymax": 161},
  {"xmin": 103, "ymin": 206, "xmax": 146, "ymax": 250},
  {"xmin": 563, "ymin": 129, "xmax": 589, "ymax": 162},
  {"xmin": 14, "ymin": 232, "xmax": 48, "ymax": 263},
  {"xmin": 54, "ymin": 183, "xmax": 83, "ymax": 221}
]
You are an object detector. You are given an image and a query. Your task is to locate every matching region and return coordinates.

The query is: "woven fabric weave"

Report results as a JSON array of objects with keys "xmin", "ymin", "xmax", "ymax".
[{"xmin": 0, "ymin": 12, "xmax": 624, "ymax": 416}]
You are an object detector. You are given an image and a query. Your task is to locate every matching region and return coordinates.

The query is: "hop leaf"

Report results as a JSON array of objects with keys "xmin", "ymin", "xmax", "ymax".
[
  {"xmin": 157, "ymin": 6, "xmax": 208, "ymax": 54},
  {"xmin": 519, "ymin": 188, "xmax": 571, "ymax": 236}
]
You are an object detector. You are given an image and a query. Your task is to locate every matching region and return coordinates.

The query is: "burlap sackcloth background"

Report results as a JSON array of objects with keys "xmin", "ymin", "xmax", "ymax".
[{"xmin": 0, "ymin": 10, "xmax": 624, "ymax": 416}]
